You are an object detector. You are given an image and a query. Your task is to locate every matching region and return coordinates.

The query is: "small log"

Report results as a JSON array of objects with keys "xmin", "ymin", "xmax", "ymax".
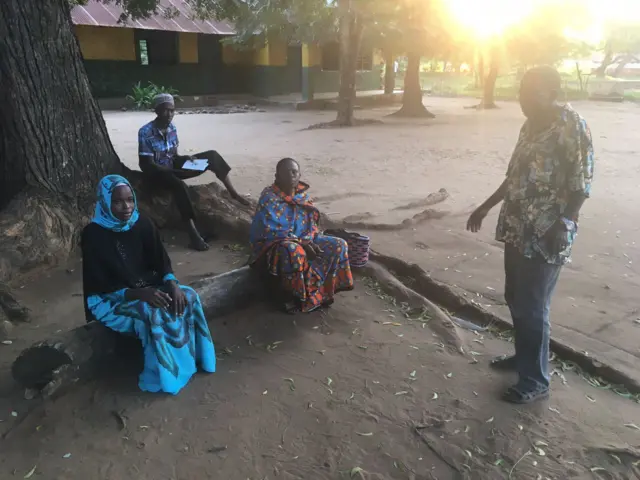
[{"xmin": 11, "ymin": 266, "xmax": 262, "ymax": 397}]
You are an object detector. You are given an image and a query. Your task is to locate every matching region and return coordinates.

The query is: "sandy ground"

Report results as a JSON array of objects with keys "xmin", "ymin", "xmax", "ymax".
[{"xmin": 1, "ymin": 98, "xmax": 639, "ymax": 479}]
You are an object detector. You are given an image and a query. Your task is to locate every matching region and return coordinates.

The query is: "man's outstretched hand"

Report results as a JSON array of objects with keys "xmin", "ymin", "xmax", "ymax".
[{"xmin": 467, "ymin": 206, "xmax": 489, "ymax": 233}]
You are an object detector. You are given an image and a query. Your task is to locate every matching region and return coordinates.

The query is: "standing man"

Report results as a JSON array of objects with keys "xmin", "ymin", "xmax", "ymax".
[
  {"xmin": 466, "ymin": 66, "xmax": 594, "ymax": 404},
  {"xmin": 138, "ymin": 93, "xmax": 249, "ymax": 252}
]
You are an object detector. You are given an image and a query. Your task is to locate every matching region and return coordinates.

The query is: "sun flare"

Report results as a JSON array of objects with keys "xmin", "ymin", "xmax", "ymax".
[
  {"xmin": 446, "ymin": 0, "xmax": 536, "ymax": 39},
  {"xmin": 447, "ymin": 0, "xmax": 640, "ymax": 42}
]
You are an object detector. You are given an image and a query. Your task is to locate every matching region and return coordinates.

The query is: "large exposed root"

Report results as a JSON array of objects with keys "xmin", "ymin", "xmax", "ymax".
[{"xmin": 360, "ymin": 260, "xmax": 464, "ymax": 352}]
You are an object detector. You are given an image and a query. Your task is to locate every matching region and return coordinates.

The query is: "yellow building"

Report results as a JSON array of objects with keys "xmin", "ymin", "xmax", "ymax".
[{"xmin": 71, "ymin": 1, "xmax": 380, "ymax": 100}]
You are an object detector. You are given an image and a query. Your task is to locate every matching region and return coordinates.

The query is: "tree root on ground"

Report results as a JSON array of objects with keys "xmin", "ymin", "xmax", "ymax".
[
  {"xmin": 325, "ymin": 208, "xmax": 449, "ymax": 231},
  {"xmin": 305, "ymin": 118, "xmax": 383, "ymax": 130},
  {"xmin": 387, "ymin": 106, "xmax": 436, "ymax": 118},
  {"xmin": 464, "ymin": 102, "xmax": 499, "ymax": 110},
  {"xmin": 360, "ymin": 260, "xmax": 463, "ymax": 352},
  {"xmin": 392, "ymin": 188, "xmax": 449, "ymax": 211}
]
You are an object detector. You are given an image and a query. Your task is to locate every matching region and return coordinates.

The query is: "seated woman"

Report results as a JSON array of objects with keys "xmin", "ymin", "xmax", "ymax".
[
  {"xmin": 249, "ymin": 158, "xmax": 354, "ymax": 313},
  {"xmin": 81, "ymin": 175, "xmax": 216, "ymax": 394}
]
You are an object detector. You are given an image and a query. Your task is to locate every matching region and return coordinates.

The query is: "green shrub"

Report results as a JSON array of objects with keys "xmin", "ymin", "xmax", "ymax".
[{"xmin": 126, "ymin": 82, "xmax": 179, "ymax": 110}]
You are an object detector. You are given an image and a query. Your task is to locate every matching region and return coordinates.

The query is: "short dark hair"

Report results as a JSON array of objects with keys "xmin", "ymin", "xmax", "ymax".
[
  {"xmin": 522, "ymin": 65, "xmax": 562, "ymax": 91},
  {"xmin": 276, "ymin": 157, "xmax": 299, "ymax": 171}
]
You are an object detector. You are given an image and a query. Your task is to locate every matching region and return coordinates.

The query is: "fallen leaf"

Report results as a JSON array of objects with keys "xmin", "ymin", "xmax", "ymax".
[
  {"xmin": 318, "ymin": 350, "xmax": 326, "ymax": 355},
  {"xmin": 326, "ymin": 377, "xmax": 333, "ymax": 387},
  {"xmin": 585, "ymin": 395, "xmax": 596, "ymax": 403},
  {"xmin": 432, "ymin": 392, "xmax": 438, "ymax": 400},
  {"xmin": 465, "ymin": 450, "xmax": 473, "ymax": 458},
  {"xmin": 24, "ymin": 466, "xmax": 37, "ymax": 479},
  {"xmin": 262, "ymin": 390, "xmax": 268, "ymax": 395},
  {"xmin": 409, "ymin": 370, "xmax": 417, "ymax": 378},
  {"xmin": 535, "ymin": 448, "xmax": 546, "ymax": 457},
  {"xmin": 494, "ymin": 459, "xmax": 504, "ymax": 466},
  {"xmin": 350, "ymin": 466, "xmax": 364, "ymax": 478},
  {"xmin": 62, "ymin": 453, "xmax": 71, "ymax": 459},
  {"xmin": 625, "ymin": 423, "xmax": 640, "ymax": 430},
  {"xmin": 446, "ymin": 372, "xmax": 453, "ymax": 378},
  {"xmin": 534, "ymin": 441, "xmax": 548, "ymax": 447},
  {"xmin": 548, "ymin": 407, "xmax": 561, "ymax": 414},
  {"xmin": 518, "ymin": 425, "xmax": 523, "ymax": 431},
  {"xmin": 11, "ymin": 411, "xmax": 18, "ymax": 417},
  {"xmin": 590, "ymin": 467, "xmax": 607, "ymax": 472},
  {"xmin": 610, "ymin": 454, "xmax": 622, "ymax": 464},
  {"xmin": 356, "ymin": 432, "xmax": 373, "ymax": 436},
  {"xmin": 1, "ymin": 340, "xmax": 12, "ymax": 345},
  {"xmin": 283, "ymin": 378, "xmax": 295, "ymax": 391},
  {"xmin": 395, "ymin": 391, "xmax": 409, "ymax": 396},
  {"xmin": 486, "ymin": 417, "xmax": 494, "ymax": 423}
]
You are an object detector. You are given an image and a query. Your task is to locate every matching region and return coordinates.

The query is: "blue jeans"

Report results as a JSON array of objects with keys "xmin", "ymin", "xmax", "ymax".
[{"xmin": 504, "ymin": 244, "xmax": 562, "ymax": 390}]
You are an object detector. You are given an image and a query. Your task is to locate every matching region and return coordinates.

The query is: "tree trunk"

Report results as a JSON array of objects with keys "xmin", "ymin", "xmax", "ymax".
[
  {"xmin": 575, "ymin": 62, "xmax": 584, "ymax": 92},
  {"xmin": 466, "ymin": 52, "xmax": 498, "ymax": 110},
  {"xmin": 477, "ymin": 53, "xmax": 485, "ymax": 88},
  {"xmin": 335, "ymin": 0, "xmax": 363, "ymax": 126},
  {"xmin": 384, "ymin": 50, "xmax": 395, "ymax": 95},
  {"xmin": 391, "ymin": 52, "xmax": 435, "ymax": 118},
  {"xmin": 12, "ymin": 267, "xmax": 263, "ymax": 398},
  {"xmin": 594, "ymin": 40, "xmax": 613, "ymax": 78},
  {"xmin": 0, "ymin": 0, "xmax": 121, "ymax": 286},
  {"xmin": 482, "ymin": 63, "xmax": 499, "ymax": 108}
]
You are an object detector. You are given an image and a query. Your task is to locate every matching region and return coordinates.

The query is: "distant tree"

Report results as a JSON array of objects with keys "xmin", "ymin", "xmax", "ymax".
[{"xmin": 593, "ymin": 21, "xmax": 640, "ymax": 77}]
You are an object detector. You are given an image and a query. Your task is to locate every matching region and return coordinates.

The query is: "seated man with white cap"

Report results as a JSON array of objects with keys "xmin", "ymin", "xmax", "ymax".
[{"xmin": 138, "ymin": 93, "xmax": 249, "ymax": 251}]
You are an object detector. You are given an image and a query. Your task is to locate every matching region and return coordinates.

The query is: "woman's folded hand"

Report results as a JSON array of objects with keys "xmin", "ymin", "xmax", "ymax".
[{"xmin": 130, "ymin": 288, "xmax": 172, "ymax": 309}]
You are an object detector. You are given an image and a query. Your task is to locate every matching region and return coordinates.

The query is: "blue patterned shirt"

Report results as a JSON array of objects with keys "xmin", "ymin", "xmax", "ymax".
[
  {"xmin": 138, "ymin": 121, "xmax": 179, "ymax": 167},
  {"xmin": 495, "ymin": 104, "xmax": 594, "ymax": 265}
]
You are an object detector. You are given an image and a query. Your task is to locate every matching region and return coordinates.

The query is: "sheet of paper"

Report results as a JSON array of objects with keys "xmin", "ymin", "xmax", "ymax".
[{"xmin": 181, "ymin": 159, "xmax": 209, "ymax": 171}]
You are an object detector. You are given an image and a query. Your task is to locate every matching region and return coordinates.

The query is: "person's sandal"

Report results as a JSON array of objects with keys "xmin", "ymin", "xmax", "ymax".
[
  {"xmin": 490, "ymin": 354, "xmax": 517, "ymax": 371},
  {"xmin": 502, "ymin": 384, "xmax": 549, "ymax": 404}
]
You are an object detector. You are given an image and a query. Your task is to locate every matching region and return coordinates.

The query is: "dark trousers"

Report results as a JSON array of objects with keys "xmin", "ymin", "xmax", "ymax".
[
  {"xmin": 140, "ymin": 150, "xmax": 231, "ymax": 221},
  {"xmin": 504, "ymin": 244, "xmax": 562, "ymax": 389}
]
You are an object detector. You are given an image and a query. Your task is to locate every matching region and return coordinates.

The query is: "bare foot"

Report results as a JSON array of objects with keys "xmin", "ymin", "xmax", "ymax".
[{"xmin": 189, "ymin": 235, "xmax": 209, "ymax": 252}]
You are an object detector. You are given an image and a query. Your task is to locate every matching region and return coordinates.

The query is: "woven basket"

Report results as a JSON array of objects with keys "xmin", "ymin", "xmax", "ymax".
[{"xmin": 324, "ymin": 229, "xmax": 371, "ymax": 268}]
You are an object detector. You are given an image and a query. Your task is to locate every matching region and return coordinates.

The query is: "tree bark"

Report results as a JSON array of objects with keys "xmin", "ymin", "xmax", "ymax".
[
  {"xmin": 482, "ymin": 63, "xmax": 499, "ymax": 108},
  {"xmin": 335, "ymin": 0, "xmax": 363, "ymax": 126},
  {"xmin": 390, "ymin": 52, "xmax": 435, "ymax": 118},
  {"xmin": 594, "ymin": 40, "xmax": 613, "ymax": 78},
  {"xmin": 384, "ymin": 50, "xmax": 395, "ymax": 95},
  {"xmin": 11, "ymin": 267, "xmax": 263, "ymax": 398},
  {"xmin": 0, "ymin": 0, "xmax": 121, "ymax": 284},
  {"xmin": 466, "ymin": 52, "xmax": 498, "ymax": 110},
  {"xmin": 477, "ymin": 53, "xmax": 485, "ymax": 88}
]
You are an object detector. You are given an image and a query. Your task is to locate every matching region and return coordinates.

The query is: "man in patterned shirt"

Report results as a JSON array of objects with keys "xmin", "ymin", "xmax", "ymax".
[
  {"xmin": 138, "ymin": 93, "xmax": 249, "ymax": 251},
  {"xmin": 466, "ymin": 66, "xmax": 594, "ymax": 404}
]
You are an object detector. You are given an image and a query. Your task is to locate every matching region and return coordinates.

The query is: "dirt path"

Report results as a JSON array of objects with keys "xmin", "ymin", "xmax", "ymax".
[{"xmin": 1, "ymin": 252, "xmax": 639, "ymax": 479}]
